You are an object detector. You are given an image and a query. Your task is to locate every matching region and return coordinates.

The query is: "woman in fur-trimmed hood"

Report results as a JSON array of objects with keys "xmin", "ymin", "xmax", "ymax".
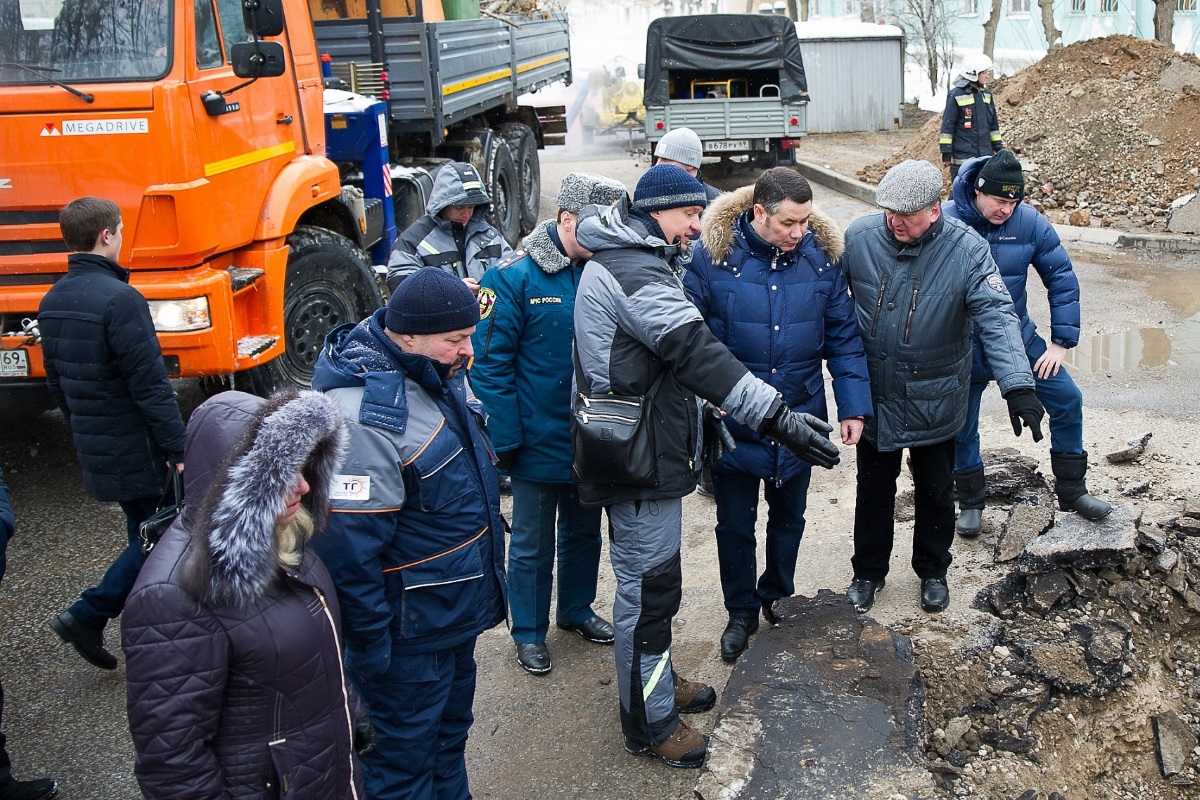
[
  {"xmin": 683, "ymin": 169, "xmax": 872, "ymax": 652},
  {"xmin": 122, "ymin": 390, "xmax": 369, "ymax": 800}
]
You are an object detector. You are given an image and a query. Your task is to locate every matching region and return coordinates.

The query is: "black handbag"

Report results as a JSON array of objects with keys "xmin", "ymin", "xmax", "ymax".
[
  {"xmin": 139, "ymin": 466, "xmax": 183, "ymax": 555},
  {"xmin": 570, "ymin": 354, "xmax": 663, "ymax": 488}
]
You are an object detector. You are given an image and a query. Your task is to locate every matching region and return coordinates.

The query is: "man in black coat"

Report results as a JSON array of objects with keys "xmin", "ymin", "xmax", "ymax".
[
  {"xmin": 39, "ymin": 196, "xmax": 185, "ymax": 671},
  {"xmin": 0, "ymin": 466, "xmax": 59, "ymax": 800}
]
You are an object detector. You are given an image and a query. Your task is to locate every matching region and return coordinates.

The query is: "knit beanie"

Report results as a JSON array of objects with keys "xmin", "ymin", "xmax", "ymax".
[
  {"xmin": 975, "ymin": 150, "xmax": 1025, "ymax": 201},
  {"xmin": 875, "ymin": 159, "xmax": 944, "ymax": 214},
  {"xmin": 556, "ymin": 172, "xmax": 628, "ymax": 214},
  {"xmin": 654, "ymin": 127, "xmax": 703, "ymax": 169},
  {"xmin": 385, "ymin": 267, "xmax": 480, "ymax": 335},
  {"xmin": 633, "ymin": 164, "xmax": 708, "ymax": 213}
]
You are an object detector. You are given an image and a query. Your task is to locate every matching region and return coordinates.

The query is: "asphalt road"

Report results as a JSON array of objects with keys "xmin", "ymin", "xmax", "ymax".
[{"xmin": 2, "ymin": 133, "xmax": 1197, "ymax": 799}]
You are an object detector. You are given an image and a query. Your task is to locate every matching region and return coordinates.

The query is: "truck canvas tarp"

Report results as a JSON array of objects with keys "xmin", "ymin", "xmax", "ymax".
[
  {"xmin": 642, "ymin": 14, "xmax": 809, "ymax": 106},
  {"xmin": 642, "ymin": 14, "xmax": 809, "ymax": 165}
]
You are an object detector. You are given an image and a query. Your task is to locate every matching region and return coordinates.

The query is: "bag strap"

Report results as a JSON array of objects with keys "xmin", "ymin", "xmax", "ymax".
[{"xmin": 158, "ymin": 464, "xmax": 184, "ymax": 512}]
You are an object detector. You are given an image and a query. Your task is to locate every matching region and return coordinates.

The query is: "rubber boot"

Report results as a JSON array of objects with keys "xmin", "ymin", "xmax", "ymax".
[
  {"xmin": 953, "ymin": 465, "xmax": 986, "ymax": 537},
  {"xmin": 1050, "ymin": 451, "xmax": 1112, "ymax": 521}
]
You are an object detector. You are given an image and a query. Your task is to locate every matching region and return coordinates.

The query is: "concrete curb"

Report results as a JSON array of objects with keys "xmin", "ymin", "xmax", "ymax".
[{"xmin": 794, "ymin": 159, "xmax": 1200, "ymax": 252}]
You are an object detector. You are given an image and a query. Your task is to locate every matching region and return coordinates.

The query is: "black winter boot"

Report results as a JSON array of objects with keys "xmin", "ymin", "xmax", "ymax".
[
  {"xmin": 1051, "ymin": 451, "xmax": 1112, "ymax": 520},
  {"xmin": 953, "ymin": 465, "xmax": 987, "ymax": 537}
]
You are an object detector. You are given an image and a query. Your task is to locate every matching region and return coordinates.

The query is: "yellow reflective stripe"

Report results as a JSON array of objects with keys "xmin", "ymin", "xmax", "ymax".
[
  {"xmin": 990, "ymin": 133, "xmax": 1003, "ymax": 142},
  {"xmin": 418, "ymin": 239, "xmax": 440, "ymax": 256},
  {"xmin": 516, "ymin": 53, "xmax": 568, "ymax": 75},
  {"xmin": 982, "ymin": 95, "xmax": 993, "ymax": 104},
  {"xmin": 955, "ymin": 95, "xmax": 975, "ymax": 106},
  {"xmin": 203, "ymin": 141, "xmax": 296, "ymax": 177},
  {"xmin": 443, "ymin": 68, "xmax": 511, "ymax": 97},
  {"xmin": 938, "ymin": 135, "xmax": 953, "ymax": 144},
  {"xmin": 642, "ymin": 649, "xmax": 671, "ymax": 702}
]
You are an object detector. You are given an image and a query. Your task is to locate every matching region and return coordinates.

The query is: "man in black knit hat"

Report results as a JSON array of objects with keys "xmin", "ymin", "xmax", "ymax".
[
  {"xmin": 944, "ymin": 150, "xmax": 1112, "ymax": 535},
  {"xmin": 313, "ymin": 267, "xmax": 507, "ymax": 800}
]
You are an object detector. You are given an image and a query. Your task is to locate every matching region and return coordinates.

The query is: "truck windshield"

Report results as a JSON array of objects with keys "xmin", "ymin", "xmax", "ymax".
[{"xmin": 0, "ymin": 0, "xmax": 172, "ymax": 82}]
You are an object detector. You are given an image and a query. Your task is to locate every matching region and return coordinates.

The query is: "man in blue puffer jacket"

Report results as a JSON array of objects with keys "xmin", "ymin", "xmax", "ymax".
[
  {"xmin": 312, "ymin": 268, "xmax": 507, "ymax": 800},
  {"xmin": 684, "ymin": 168, "xmax": 872, "ymax": 662},
  {"xmin": 943, "ymin": 151, "xmax": 1112, "ymax": 533},
  {"xmin": 470, "ymin": 172, "xmax": 627, "ymax": 677}
]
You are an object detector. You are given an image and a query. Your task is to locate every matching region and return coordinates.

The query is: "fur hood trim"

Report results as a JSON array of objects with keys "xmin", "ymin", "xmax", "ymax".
[
  {"xmin": 699, "ymin": 185, "xmax": 845, "ymax": 264},
  {"xmin": 186, "ymin": 390, "xmax": 349, "ymax": 608},
  {"xmin": 523, "ymin": 220, "xmax": 571, "ymax": 275}
]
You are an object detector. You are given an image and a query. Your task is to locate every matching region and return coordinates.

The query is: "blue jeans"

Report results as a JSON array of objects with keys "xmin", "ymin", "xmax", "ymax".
[
  {"xmin": 712, "ymin": 470, "xmax": 811, "ymax": 618},
  {"xmin": 507, "ymin": 478, "xmax": 603, "ymax": 644},
  {"xmin": 353, "ymin": 638, "xmax": 477, "ymax": 800},
  {"xmin": 69, "ymin": 495, "xmax": 158, "ymax": 630},
  {"xmin": 956, "ymin": 336, "xmax": 1085, "ymax": 472}
]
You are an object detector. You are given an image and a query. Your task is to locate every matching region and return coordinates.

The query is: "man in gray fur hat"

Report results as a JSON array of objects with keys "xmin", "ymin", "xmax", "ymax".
[
  {"xmin": 470, "ymin": 172, "xmax": 627, "ymax": 676},
  {"xmin": 840, "ymin": 159, "xmax": 1043, "ymax": 615}
]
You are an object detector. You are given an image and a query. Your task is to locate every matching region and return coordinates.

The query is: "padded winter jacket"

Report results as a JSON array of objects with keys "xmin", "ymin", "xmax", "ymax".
[
  {"xmin": 38, "ymin": 253, "xmax": 185, "ymax": 502},
  {"xmin": 939, "ymin": 77, "xmax": 1003, "ymax": 164},
  {"xmin": 572, "ymin": 198, "xmax": 783, "ymax": 507},
  {"xmin": 386, "ymin": 165, "xmax": 512, "ymax": 290},
  {"xmin": 944, "ymin": 156, "xmax": 1081, "ymax": 379},
  {"xmin": 311, "ymin": 310, "xmax": 507, "ymax": 667},
  {"xmin": 685, "ymin": 188, "xmax": 872, "ymax": 484},
  {"xmin": 471, "ymin": 221, "xmax": 583, "ymax": 483},
  {"xmin": 841, "ymin": 212, "xmax": 1034, "ymax": 452},
  {"xmin": 123, "ymin": 391, "xmax": 365, "ymax": 800}
]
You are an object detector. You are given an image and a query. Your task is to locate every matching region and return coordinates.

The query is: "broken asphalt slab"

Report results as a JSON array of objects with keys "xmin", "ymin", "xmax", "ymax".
[{"xmin": 695, "ymin": 589, "xmax": 933, "ymax": 799}]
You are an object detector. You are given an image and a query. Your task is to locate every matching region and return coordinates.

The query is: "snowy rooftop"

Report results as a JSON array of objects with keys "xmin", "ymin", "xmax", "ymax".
[{"xmin": 794, "ymin": 19, "xmax": 904, "ymax": 40}]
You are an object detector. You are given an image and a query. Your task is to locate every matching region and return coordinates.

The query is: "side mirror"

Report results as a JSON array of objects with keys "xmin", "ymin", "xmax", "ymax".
[
  {"xmin": 637, "ymin": 63, "xmax": 645, "ymax": 80},
  {"xmin": 242, "ymin": 0, "xmax": 285, "ymax": 38},
  {"xmin": 232, "ymin": 42, "xmax": 286, "ymax": 78}
]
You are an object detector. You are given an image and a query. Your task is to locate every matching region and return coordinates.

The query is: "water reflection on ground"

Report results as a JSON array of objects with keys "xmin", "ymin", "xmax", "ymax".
[{"xmin": 1066, "ymin": 315, "xmax": 1200, "ymax": 374}]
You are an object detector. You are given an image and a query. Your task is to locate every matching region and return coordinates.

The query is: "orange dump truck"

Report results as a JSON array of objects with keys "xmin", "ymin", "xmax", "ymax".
[{"xmin": 0, "ymin": 0, "xmax": 568, "ymax": 415}]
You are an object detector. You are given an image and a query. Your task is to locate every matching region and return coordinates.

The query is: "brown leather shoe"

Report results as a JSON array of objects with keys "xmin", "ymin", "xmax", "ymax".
[
  {"xmin": 624, "ymin": 718, "xmax": 708, "ymax": 769},
  {"xmin": 674, "ymin": 673, "xmax": 716, "ymax": 714}
]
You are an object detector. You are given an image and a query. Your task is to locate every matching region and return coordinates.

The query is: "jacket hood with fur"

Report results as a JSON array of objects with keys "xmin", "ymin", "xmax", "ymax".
[
  {"xmin": 182, "ymin": 390, "xmax": 348, "ymax": 607},
  {"xmin": 699, "ymin": 186, "xmax": 844, "ymax": 265}
]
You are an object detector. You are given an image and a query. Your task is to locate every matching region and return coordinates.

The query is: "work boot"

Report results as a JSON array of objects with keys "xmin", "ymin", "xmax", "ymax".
[
  {"xmin": 674, "ymin": 672, "xmax": 716, "ymax": 714},
  {"xmin": 0, "ymin": 778, "xmax": 58, "ymax": 800},
  {"xmin": 847, "ymin": 577, "xmax": 884, "ymax": 614},
  {"xmin": 1051, "ymin": 451, "xmax": 1112, "ymax": 521},
  {"xmin": 953, "ymin": 465, "xmax": 987, "ymax": 537},
  {"xmin": 719, "ymin": 616, "xmax": 758, "ymax": 662},
  {"xmin": 49, "ymin": 611, "xmax": 117, "ymax": 670},
  {"xmin": 624, "ymin": 718, "xmax": 708, "ymax": 769}
]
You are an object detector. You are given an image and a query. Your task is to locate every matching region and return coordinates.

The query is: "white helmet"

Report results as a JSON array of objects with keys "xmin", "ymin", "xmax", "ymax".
[{"xmin": 961, "ymin": 53, "xmax": 993, "ymax": 82}]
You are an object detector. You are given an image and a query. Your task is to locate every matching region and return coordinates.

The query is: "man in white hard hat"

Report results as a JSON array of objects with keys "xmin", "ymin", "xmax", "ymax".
[{"xmin": 938, "ymin": 54, "xmax": 1004, "ymax": 181}]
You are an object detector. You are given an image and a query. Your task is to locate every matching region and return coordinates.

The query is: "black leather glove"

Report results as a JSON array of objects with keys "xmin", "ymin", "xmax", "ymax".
[
  {"xmin": 761, "ymin": 407, "xmax": 840, "ymax": 470},
  {"xmin": 1004, "ymin": 388, "xmax": 1045, "ymax": 442},
  {"xmin": 354, "ymin": 716, "xmax": 377, "ymax": 758},
  {"xmin": 942, "ymin": 153, "xmax": 953, "ymax": 164},
  {"xmin": 702, "ymin": 404, "xmax": 736, "ymax": 470},
  {"xmin": 494, "ymin": 449, "xmax": 517, "ymax": 474}
]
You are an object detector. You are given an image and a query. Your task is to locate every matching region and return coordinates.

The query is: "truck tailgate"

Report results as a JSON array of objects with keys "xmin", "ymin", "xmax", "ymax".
[{"xmin": 645, "ymin": 98, "xmax": 808, "ymax": 143}]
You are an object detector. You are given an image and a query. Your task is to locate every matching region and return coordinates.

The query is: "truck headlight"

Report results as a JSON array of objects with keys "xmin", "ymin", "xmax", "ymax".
[{"xmin": 147, "ymin": 298, "xmax": 212, "ymax": 331}]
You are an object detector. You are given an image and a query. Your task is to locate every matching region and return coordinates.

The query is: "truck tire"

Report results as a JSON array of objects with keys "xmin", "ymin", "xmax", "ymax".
[
  {"xmin": 499, "ymin": 122, "xmax": 540, "ymax": 235},
  {"xmin": 244, "ymin": 226, "xmax": 382, "ymax": 394},
  {"xmin": 485, "ymin": 137, "xmax": 521, "ymax": 247}
]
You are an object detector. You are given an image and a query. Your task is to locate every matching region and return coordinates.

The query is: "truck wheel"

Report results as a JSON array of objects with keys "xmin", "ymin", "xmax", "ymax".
[
  {"xmin": 244, "ymin": 226, "xmax": 382, "ymax": 394},
  {"xmin": 485, "ymin": 137, "xmax": 521, "ymax": 247},
  {"xmin": 499, "ymin": 122, "xmax": 540, "ymax": 234}
]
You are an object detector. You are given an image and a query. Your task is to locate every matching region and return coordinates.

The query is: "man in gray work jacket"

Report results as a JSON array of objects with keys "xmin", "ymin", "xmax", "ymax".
[{"xmin": 840, "ymin": 159, "xmax": 1044, "ymax": 616}]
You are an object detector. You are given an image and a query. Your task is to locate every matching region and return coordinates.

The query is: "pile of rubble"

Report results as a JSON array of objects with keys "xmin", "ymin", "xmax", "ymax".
[
  {"xmin": 860, "ymin": 36, "xmax": 1200, "ymax": 232},
  {"xmin": 913, "ymin": 448, "xmax": 1200, "ymax": 799}
]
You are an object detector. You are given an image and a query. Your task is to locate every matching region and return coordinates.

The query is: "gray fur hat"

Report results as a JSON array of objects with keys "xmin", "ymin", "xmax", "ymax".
[
  {"xmin": 556, "ymin": 172, "xmax": 627, "ymax": 214},
  {"xmin": 876, "ymin": 159, "xmax": 944, "ymax": 214},
  {"xmin": 654, "ymin": 127, "xmax": 703, "ymax": 169}
]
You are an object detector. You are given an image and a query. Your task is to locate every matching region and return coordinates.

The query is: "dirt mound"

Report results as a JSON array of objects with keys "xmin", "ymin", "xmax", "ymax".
[{"xmin": 859, "ymin": 36, "xmax": 1200, "ymax": 231}]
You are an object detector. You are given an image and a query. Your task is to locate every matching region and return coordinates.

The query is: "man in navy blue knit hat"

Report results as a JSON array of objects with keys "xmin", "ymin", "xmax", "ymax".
[
  {"xmin": 572, "ymin": 164, "xmax": 841, "ymax": 769},
  {"xmin": 312, "ymin": 266, "xmax": 507, "ymax": 800}
]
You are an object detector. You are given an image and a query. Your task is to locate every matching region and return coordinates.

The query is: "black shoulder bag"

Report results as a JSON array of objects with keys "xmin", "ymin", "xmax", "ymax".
[
  {"xmin": 139, "ymin": 466, "xmax": 183, "ymax": 555},
  {"xmin": 570, "ymin": 351, "xmax": 664, "ymax": 488}
]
